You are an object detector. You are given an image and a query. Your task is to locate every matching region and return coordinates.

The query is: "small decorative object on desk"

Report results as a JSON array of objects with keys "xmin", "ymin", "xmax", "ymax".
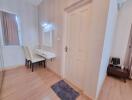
[
  {"xmin": 107, "ymin": 57, "xmax": 129, "ymax": 83},
  {"xmin": 111, "ymin": 57, "xmax": 120, "ymax": 65}
]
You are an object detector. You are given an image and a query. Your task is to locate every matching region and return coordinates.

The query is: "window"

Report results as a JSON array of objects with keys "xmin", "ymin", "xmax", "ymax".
[{"xmin": 0, "ymin": 11, "xmax": 20, "ymax": 46}]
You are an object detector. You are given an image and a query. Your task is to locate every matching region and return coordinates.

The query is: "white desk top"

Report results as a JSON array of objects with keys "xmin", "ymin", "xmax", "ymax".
[{"xmin": 35, "ymin": 49, "xmax": 56, "ymax": 59}]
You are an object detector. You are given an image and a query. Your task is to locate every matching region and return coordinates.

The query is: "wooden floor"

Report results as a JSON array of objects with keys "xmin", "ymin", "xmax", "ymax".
[
  {"xmin": 0, "ymin": 66, "xmax": 89, "ymax": 100},
  {"xmin": 98, "ymin": 76, "xmax": 132, "ymax": 100},
  {"xmin": 1, "ymin": 66, "xmax": 132, "ymax": 100}
]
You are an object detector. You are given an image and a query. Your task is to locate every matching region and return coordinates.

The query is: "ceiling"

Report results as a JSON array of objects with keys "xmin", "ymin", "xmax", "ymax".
[
  {"xmin": 25, "ymin": 0, "xmax": 129, "ymax": 7},
  {"xmin": 117, "ymin": 0, "xmax": 128, "ymax": 4},
  {"xmin": 25, "ymin": 0, "xmax": 43, "ymax": 6}
]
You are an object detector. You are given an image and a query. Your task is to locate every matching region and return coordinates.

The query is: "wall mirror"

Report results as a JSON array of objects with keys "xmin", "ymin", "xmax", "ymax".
[{"xmin": 42, "ymin": 22, "xmax": 54, "ymax": 47}]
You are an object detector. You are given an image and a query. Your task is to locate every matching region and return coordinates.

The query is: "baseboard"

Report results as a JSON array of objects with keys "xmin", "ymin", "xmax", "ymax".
[
  {"xmin": 3, "ymin": 65, "xmax": 24, "ymax": 71},
  {"xmin": 47, "ymin": 67, "xmax": 85, "ymax": 93},
  {"xmin": 46, "ymin": 67, "xmax": 62, "ymax": 79},
  {"xmin": 2, "ymin": 64, "xmax": 93, "ymax": 100},
  {"xmin": 63, "ymin": 78, "xmax": 83, "ymax": 92},
  {"xmin": 83, "ymin": 91, "xmax": 93, "ymax": 100},
  {"xmin": 47, "ymin": 66, "xmax": 93, "ymax": 100},
  {"xmin": 63, "ymin": 78, "xmax": 93, "ymax": 100}
]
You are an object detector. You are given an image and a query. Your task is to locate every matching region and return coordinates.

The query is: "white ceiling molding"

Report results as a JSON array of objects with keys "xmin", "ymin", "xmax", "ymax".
[
  {"xmin": 117, "ymin": 0, "xmax": 128, "ymax": 9},
  {"xmin": 64, "ymin": 0, "xmax": 92, "ymax": 13},
  {"xmin": 24, "ymin": 0, "xmax": 43, "ymax": 6}
]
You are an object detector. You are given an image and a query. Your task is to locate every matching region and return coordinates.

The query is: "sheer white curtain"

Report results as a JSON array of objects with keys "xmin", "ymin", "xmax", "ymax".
[
  {"xmin": 0, "ymin": 12, "xmax": 4, "ymax": 94},
  {"xmin": 1, "ymin": 11, "xmax": 19, "ymax": 45},
  {"xmin": 129, "ymin": 52, "xmax": 132, "ymax": 79}
]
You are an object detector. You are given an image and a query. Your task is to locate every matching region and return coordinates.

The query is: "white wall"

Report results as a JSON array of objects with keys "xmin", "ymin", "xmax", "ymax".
[
  {"xmin": 81, "ymin": 0, "xmax": 110, "ymax": 99},
  {"xmin": 38, "ymin": 0, "xmax": 66, "ymax": 75},
  {"xmin": 96, "ymin": 0, "xmax": 118, "ymax": 99},
  {"xmin": 38, "ymin": 0, "xmax": 113, "ymax": 99},
  {"xmin": 111, "ymin": 0, "xmax": 132, "ymax": 66},
  {"xmin": 0, "ymin": 0, "xmax": 39, "ymax": 68}
]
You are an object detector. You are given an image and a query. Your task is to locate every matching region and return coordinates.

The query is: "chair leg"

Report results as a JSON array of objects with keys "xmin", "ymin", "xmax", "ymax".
[
  {"xmin": 29, "ymin": 61, "xmax": 31, "ymax": 69},
  {"xmin": 39, "ymin": 62, "xmax": 41, "ymax": 66},
  {"xmin": 27, "ymin": 60, "xmax": 30, "ymax": 68},
  {"xmin": 25, "ymin": 59, "xmax": 27, "ymax": 66},
  {"xmin": 44, "ymin": 60, "xmax": 46, "ymax": 68},
  {"xmin": 25, "ymin": 59, "xmax": 29, "ymax": 68},
  {"xmin": 32, "ymin": 63, "xmax": 34, "ymax": 72},
  {"xmin": 39, "ymin": 62, "xmax": 42, "ymax": 66}
]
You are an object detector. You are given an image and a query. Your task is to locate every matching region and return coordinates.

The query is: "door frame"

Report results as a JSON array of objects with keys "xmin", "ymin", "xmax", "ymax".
[
  {"xmin": 124, "ymin": 24, "xmax": 132, "ymax": 68},
  {"xmin": 61, "ymin": 9, "xmax": 68, "ymax": 78},
  {"xmin": 61, "ymin": 3, "xmax": 91, "ymax": 79}
]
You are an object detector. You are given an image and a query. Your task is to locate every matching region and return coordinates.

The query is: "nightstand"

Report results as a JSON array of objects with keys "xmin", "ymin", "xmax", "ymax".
[{"xmin": 107, "ymin": 64, "xmax": 129, "ymax": 82}]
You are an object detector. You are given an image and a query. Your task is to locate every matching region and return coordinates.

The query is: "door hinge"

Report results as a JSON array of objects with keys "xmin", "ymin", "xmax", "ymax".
[{"xmin": 65, "ymin": 46, "xmax": 68, "ymax": 52}]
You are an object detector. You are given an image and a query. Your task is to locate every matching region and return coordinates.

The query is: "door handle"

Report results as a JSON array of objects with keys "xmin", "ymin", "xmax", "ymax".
[{"xmin": 65, "ymin": 46, "xmax": 68, "ymax": 52}]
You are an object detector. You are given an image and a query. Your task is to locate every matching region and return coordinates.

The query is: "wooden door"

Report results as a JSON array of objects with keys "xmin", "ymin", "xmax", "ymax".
[{"xmin": 65, "ymin": 5, "xmax": 92, "ymax": 89}]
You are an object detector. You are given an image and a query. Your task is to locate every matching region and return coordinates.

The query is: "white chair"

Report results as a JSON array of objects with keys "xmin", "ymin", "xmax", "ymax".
[
  {"xmin": 23, "ymin": 46, "xmax": 46, "ymax": 72},
  {"xmin": 22, "ymin": 46, "xmax": 30, "ymax": 68}
]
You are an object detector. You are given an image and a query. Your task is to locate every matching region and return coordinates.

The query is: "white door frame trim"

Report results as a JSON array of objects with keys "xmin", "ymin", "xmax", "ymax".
[
  {"xmin": 61, "ymin": 2, "xmax": 92, "ymax": 78},
  {"xmin": 61, "ymin": 10, "xmax": 67, "ymax": 78},
  {"xmin": 64, "ymin": 0, "xmax": 92, "ymax": 12}
]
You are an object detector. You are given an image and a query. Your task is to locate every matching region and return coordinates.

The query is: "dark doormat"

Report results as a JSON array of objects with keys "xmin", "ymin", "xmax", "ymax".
[{"xmin": 51, "ymin": 80, "xmax": 80, "ymax": 100}]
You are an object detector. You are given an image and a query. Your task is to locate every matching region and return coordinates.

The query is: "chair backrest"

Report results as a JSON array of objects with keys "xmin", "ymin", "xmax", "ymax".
[
  {"xmin": 25, "ymin": 46, "xmax": 34, "ymax": 60},
  {"xmin": 22, "ymin": 46, "xmax": 30, "ymax": 60}
]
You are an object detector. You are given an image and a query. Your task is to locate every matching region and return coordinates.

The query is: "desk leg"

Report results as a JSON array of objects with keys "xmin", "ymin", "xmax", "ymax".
[{"xmin": 29, "ymin": 61, "xmax": 31, "ymax": 69}]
